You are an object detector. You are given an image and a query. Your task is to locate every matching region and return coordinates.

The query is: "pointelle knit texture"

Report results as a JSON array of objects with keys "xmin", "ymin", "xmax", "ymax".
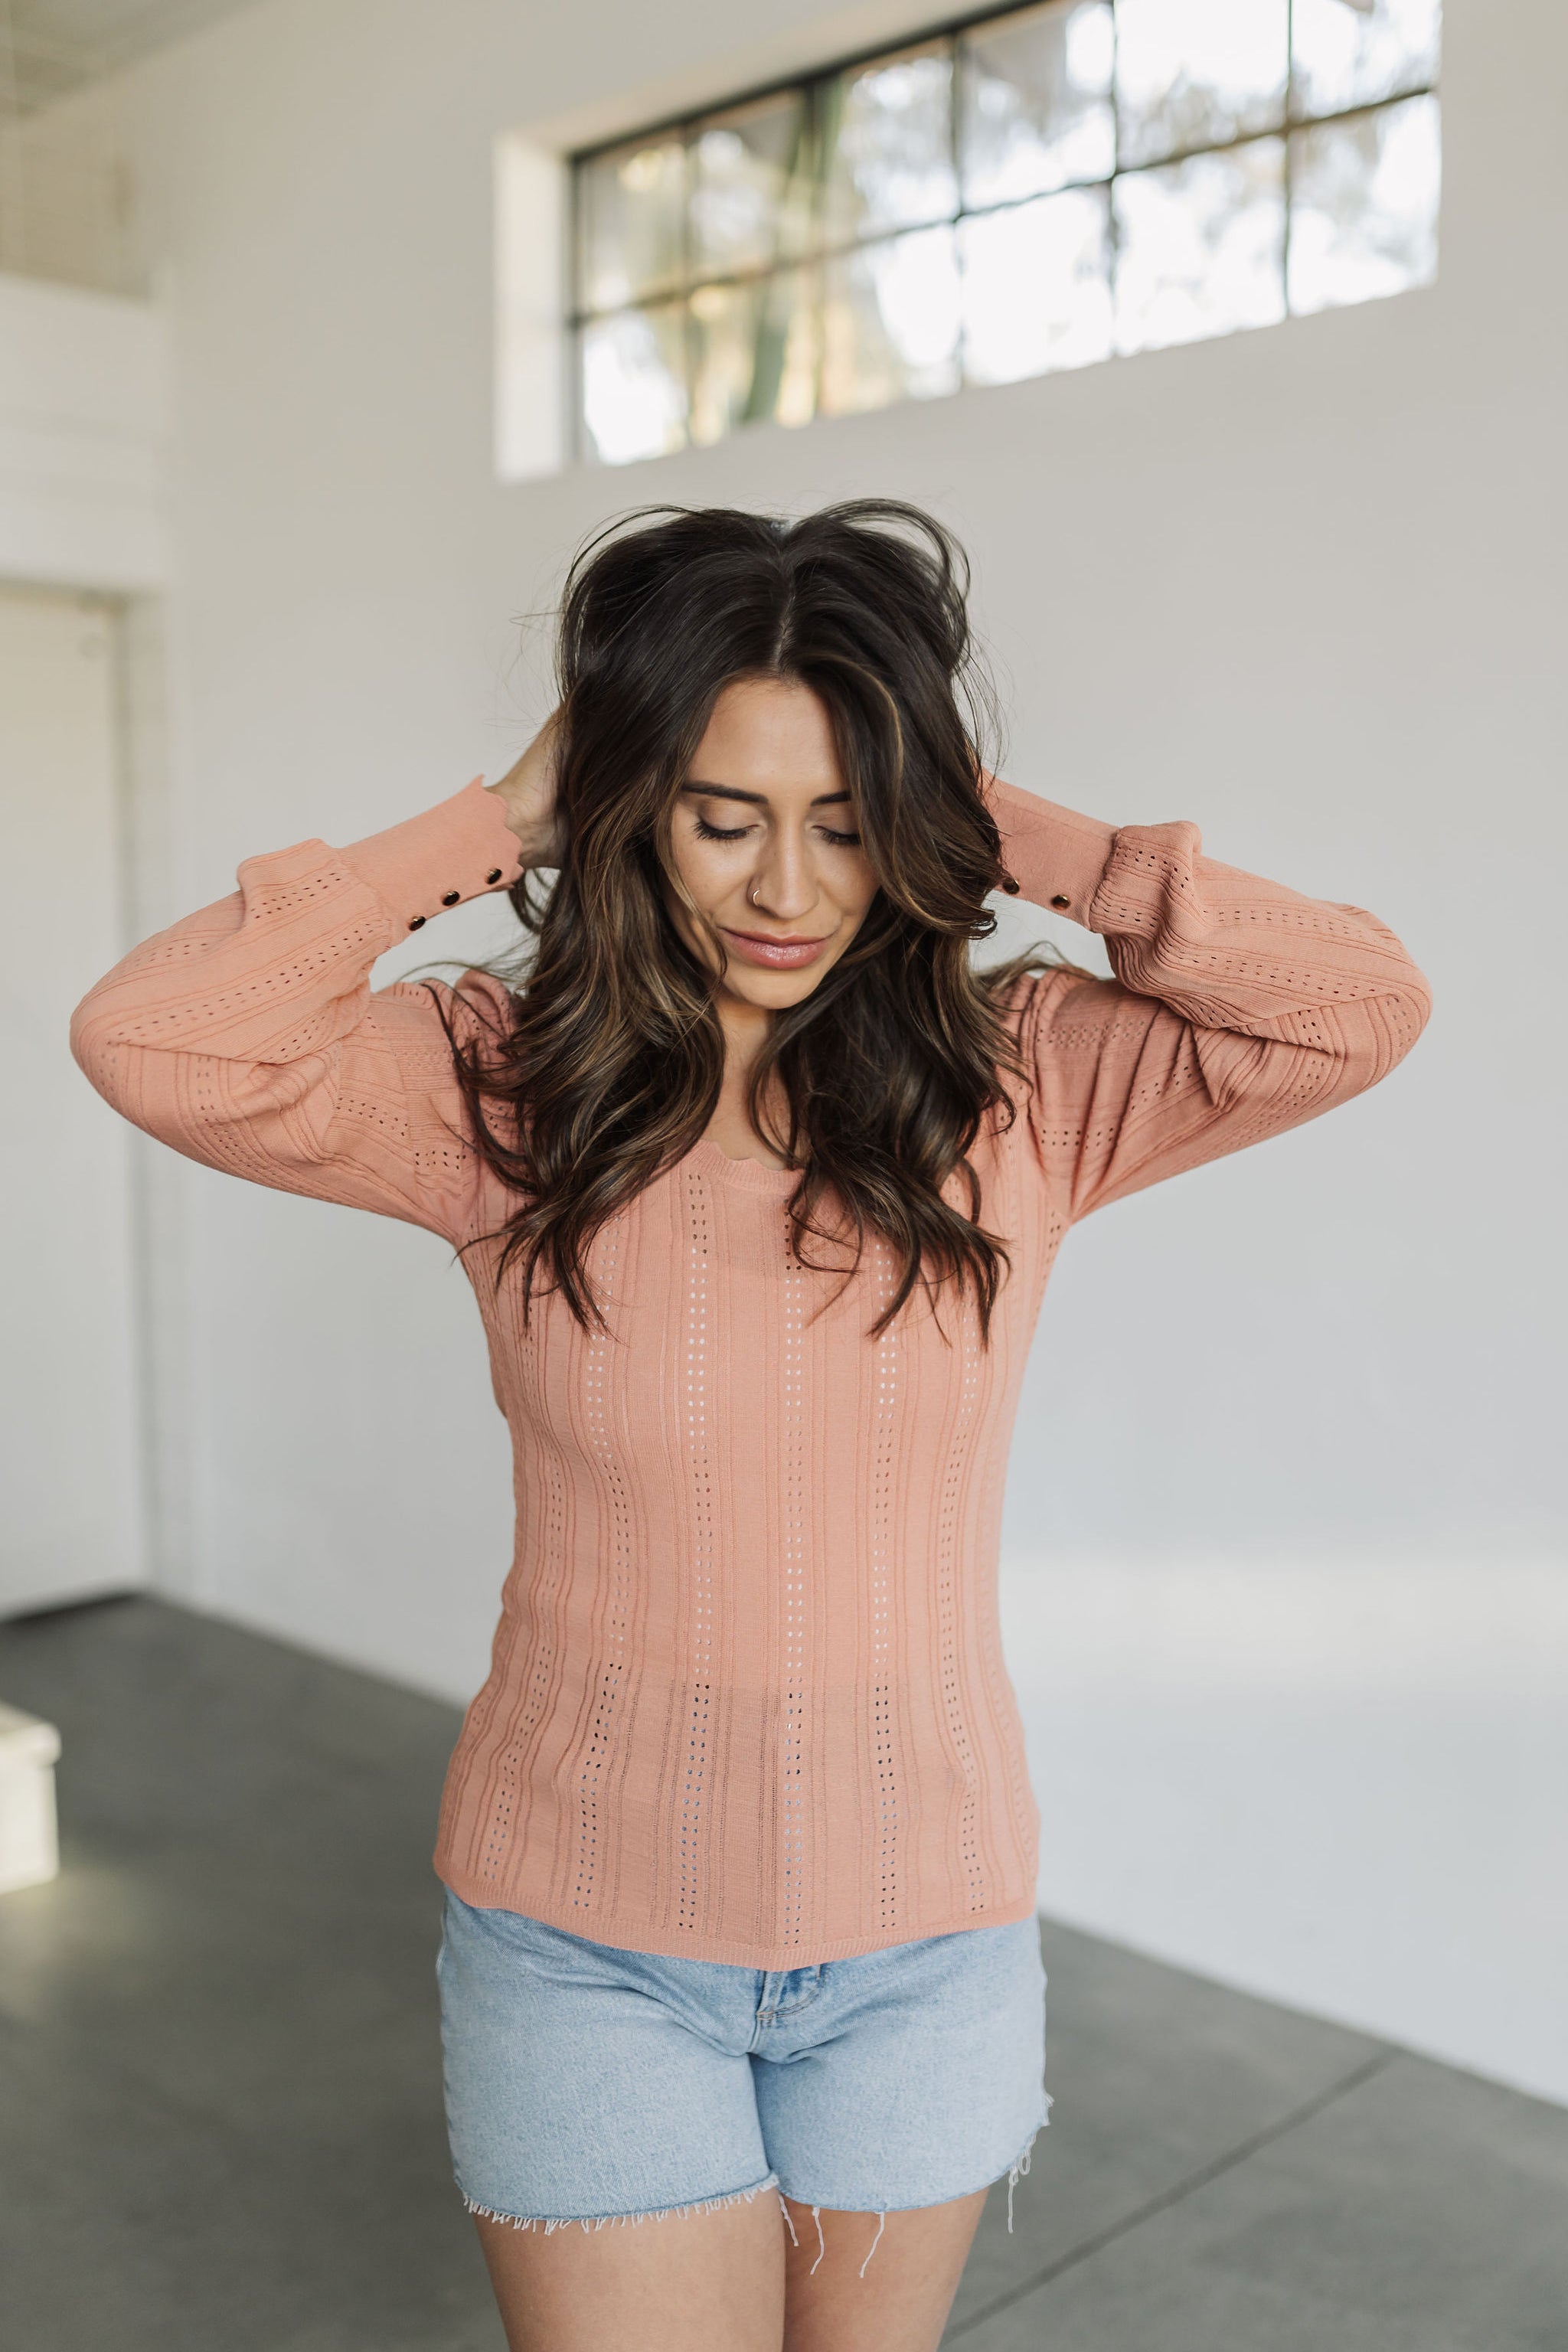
[{"xmin": 70, "ymin": 775, "xmax": 1432, "ymax": 1967}]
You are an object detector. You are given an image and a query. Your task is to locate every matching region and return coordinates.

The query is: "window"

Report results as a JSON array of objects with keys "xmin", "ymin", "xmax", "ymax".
[{"xmin": 570, "ymin": 0, "xmax": 1440, "ymax": 464}]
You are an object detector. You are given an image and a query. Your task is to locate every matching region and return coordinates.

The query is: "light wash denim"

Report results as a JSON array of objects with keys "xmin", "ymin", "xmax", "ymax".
[{"xmin": 437, "ymin": 1888, "xmax": 1050, "ymax": 2271}]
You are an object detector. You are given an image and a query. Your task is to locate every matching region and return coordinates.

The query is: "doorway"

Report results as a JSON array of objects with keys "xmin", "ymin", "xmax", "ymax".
[{"xmin": 0, "ymin": 582, "xmax": 145, "ymax": 1614}]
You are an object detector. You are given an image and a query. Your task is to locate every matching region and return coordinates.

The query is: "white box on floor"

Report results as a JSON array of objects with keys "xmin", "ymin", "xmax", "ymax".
[{"xmin": 0, "ymin": 1701, "xmax": 61, "ymax": 1892}]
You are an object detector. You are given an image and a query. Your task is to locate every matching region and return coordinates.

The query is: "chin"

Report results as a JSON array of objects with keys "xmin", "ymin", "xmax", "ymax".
[{"xmin": 730, "ymin": 969, "xmax": 831, "ymax": 1010}]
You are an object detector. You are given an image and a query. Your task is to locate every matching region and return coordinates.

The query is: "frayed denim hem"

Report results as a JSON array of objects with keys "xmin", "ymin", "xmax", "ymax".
[
  {"xmin": 1005, "ymin": 2101, "xmax": 1051, "ymax": 2234},
  {"xmin": 776, "ymin": 2194, "xmax": 889, "ymax": 2280},
  {"xmin": 462, "ymin": 2171, "xmax": 781, "ymax": 2233},
  {"xmin": 465, "ymin": 2101, "xmax": 1048, "ymax": 2272},
  {"xmin": 773, "ymin": 2102, "xmax": 1053, "ymax": 2282}
]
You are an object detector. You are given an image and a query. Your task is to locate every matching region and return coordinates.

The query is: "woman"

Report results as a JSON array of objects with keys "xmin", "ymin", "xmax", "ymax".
[{"xmin": 71, "ymin": 501, "xmax": 1431, "ymax": 2352}]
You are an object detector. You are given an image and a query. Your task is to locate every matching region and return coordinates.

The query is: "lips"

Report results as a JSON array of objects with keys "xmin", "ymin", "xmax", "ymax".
[{"xmin": 720, "ymin": 926, "xmax": 832, "ymax": 971}]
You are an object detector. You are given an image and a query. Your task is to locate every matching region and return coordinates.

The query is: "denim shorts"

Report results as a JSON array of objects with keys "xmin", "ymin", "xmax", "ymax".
[{"xmin": 436, "ymin": 1890, "xmax": 1050, "ymax": 2266}]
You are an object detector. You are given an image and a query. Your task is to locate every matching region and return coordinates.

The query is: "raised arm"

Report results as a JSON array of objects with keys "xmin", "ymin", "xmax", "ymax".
[
  {"xmin": 69, "ymin": 779, "xmax": 527, "ymax": 1243},
  {"xmin": 988, "ymin": 776, "xmax": 1432, "ymax": 1223}
]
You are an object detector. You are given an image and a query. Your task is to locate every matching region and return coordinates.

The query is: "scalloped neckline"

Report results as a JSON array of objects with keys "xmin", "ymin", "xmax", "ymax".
[{"xmin": 686, "ymin": 1135, "xmax": 801, "ymax": 1193}]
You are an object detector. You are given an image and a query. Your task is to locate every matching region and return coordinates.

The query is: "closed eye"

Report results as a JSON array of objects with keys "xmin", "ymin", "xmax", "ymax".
[
  {"xmin": 694, "ymin": 815, "xmax": 753, "ymax": 843},
  {"xmin": 815, "ymin": 825, "xmax": 862, "ymax": 848}
]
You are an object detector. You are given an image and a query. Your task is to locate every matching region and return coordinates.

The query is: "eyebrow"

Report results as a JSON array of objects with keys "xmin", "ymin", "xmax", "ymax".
[{"xmin": 681, "ymin": 781, "xmax": 851, "ymax": 807}]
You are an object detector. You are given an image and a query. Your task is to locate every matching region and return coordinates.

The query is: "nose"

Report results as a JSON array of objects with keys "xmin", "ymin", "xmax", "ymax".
[{"xmin": 746, "ymin": 825, "xmax": 818, "ymax": 924}]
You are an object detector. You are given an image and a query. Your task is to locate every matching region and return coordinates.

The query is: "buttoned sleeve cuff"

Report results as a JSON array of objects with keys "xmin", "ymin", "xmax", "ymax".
[
  {"xmin": 987, "ymin": 775, "xmax": 1119, "ymax": 929},
  {"xmin": 335, "ymin": 776, "xmax": 527, "ymax": 938}
]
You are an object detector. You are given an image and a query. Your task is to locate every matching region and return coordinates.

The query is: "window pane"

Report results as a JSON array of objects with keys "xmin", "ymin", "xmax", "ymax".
[
  {"xmin": 822, "ymin": 44, "xmax": 958, "ymax": 247},
  {"xmin": 689, "ymin": 270, "xmax": 819, "ymax": 442},
  {"xmin": 820, "ymin": 225, "xmax": 961, "ymax": 414},
  {"xmin": 579, "ymin": 303, "xmax": 688, "ymax": 464},
  {"xmin": 961, "ymin": 185, "xmax": 1112, "ymax": 382},
  {"xmin": 1288, "ymin": 93, "xmax": 1439, "ymax": 314},
  {"xmin": 1116, "ymin": 0, "xmax": 1289, "ymax": 170},
  {"xmin": 690, "ymin": 93, "xmax": 814, "ymax": 281},
  {"xmin": 1292, "ymin": 0, "xmax": 1440, "ymax": 122},
  {"xmin": 577, "ymin": 138, "xmax": 687, "ymax": 312},
  {"xmin": 959, "ymin": 1, "xmax": 1114, "ymax": 207},
  {"xmin": 1115, "ymin": 136, "xmax": 1285, "ymax": 354}
]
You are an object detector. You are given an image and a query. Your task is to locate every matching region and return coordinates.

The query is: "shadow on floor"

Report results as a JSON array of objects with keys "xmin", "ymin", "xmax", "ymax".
[{"xmin": 2, "ymin": 1597, "xmax": 1564, "ymax": 2352}]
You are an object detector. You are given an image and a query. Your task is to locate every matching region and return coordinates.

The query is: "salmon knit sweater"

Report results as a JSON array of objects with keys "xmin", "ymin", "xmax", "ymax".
[{"xmin": 71, "ymin": 776, "xmax": 1430, "ymax": 1967}]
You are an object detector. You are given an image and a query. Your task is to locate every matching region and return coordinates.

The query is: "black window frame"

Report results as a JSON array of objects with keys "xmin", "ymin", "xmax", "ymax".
[{"xmin": 568, "ymin": 0, "xmax": 1441, "ymax": 461}]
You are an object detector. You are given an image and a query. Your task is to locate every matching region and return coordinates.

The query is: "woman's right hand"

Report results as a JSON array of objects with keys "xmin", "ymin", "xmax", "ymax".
[{"xmin": 487, "ymin": 707, "xmax": 566, "ymax": 869}]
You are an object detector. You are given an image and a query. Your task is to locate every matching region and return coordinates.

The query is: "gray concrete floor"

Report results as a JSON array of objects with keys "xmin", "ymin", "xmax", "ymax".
[{"xmin": 1, "ymin": 1597, "xmax": 1563, "ymax": 2352}]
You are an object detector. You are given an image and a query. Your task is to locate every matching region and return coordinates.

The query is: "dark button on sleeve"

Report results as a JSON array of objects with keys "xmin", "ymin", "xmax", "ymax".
[
  {"xmin": 407, "ymin": 915, "xmax": 426, "ymax": 930},
  {"xmin": 486, "ymin": 868, "xmax": 504, "ymax": 886},
  {"xmin": 441, "ymin": 890, "xmax": 461, "ymax": 906},
  {"xmin": 1050, "ymin": 893, "xmax": 1070, "ymax": 909}
]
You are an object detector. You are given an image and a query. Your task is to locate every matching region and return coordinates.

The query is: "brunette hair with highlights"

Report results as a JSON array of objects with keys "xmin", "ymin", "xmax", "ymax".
[{"xmin": 440, "ymin": 499, "xmax": 1064, "ymax": 1337}]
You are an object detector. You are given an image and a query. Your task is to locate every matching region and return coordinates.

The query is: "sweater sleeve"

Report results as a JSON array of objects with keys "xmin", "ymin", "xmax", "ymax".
[
  {"xmin": 988, "ymin": 776, "xmax": 1432, "ymax": 1223},
  {"xmin": 69, "ymin": 778, "xmax": 526, "ymax": 1244}
]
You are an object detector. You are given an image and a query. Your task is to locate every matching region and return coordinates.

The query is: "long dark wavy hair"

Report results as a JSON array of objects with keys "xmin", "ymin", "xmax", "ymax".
[{"xmin": 440, "ymin": 499, "xmax": 1067, "ymax": 1338}]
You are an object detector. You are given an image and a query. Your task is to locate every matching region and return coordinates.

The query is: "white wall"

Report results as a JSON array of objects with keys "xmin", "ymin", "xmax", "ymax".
[
  {"xmin": 78, "ymin": 0, "xmax": 1566, "ymax": 2097},
  {"xmin": 0, "ymin": 272, "xmax": 167, "ymax": 587},
  {"xmin": 0, "ymin": 77, "xmax": 146, "ymax": 296}
]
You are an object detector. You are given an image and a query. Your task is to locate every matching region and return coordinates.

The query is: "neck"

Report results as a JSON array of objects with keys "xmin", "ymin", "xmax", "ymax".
[
  {"xmin": 711, "ymin": 992, "xmax": 792, "ymax": 1165},
  {"xmin": 716, "ymin": 990, "xmax": 772, "ymax": 1080}
]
